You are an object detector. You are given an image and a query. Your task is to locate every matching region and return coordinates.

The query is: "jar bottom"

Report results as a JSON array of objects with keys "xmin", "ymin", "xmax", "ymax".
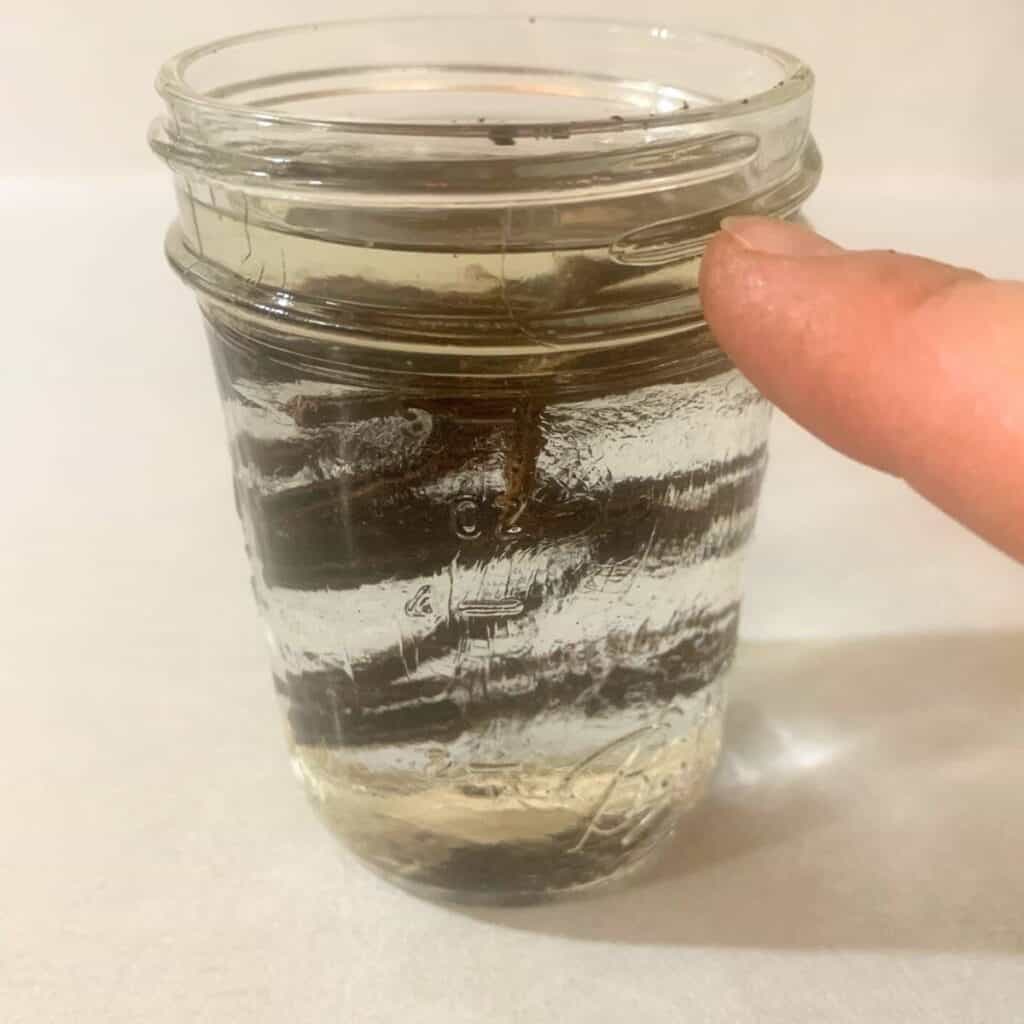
[
  {"xmin": 358, "ymin": 821, "xmax": 678, "ymax": 908},
  {"xmin": 288, "ymin": 682, "xmax": 724, "ymax": 903}
]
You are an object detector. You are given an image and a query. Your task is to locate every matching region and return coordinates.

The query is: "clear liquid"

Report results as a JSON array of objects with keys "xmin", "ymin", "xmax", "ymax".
[{"xmin": 205, "ymin": 236, "xmax": 771, "ymax": 898}]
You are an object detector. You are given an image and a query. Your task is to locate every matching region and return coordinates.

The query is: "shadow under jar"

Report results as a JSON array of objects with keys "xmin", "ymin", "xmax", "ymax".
[{"xmin": 151, "ymin": 16, "xmax": 820, "ymax": 903}]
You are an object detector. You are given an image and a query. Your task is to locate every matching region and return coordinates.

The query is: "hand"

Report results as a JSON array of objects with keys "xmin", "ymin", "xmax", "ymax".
[{"xmin": 699, "ymin": 217, "xmax": 1024, "ymax": 562}]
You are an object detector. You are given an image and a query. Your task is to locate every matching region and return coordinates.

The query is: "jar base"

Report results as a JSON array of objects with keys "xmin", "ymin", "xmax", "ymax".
[
  {"xmin": 354, "ymin": 823, "xmax": 677, "ymax": 907},
  {"xmin": 291, "ymin": 706, "xmax": 721, "ymax": 904}
]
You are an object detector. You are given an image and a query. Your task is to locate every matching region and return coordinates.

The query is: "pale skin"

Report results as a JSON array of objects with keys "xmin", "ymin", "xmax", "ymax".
[{"xmin": 698, "ymin": 217, "xmax": 1024, "ymax": 563}]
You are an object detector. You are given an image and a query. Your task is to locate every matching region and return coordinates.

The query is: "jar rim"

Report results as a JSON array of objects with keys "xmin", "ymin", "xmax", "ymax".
[
  {"xmin": 154, "ymin": 16, "xmax": 821, "ymax": 353},
  {"xmin": 156, "ymin": 15, "xmax": 813, "ymax": 143}
]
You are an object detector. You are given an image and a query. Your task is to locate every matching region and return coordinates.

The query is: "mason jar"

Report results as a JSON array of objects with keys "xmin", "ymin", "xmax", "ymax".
[{"xmin": 151, "ymin": 16, "xmax": 820, "ymax": 902}]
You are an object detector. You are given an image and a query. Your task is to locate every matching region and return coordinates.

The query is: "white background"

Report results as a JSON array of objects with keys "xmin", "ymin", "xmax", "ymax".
[{"xmin": 2, "ymin": 3, "xmax": 1022, "ymax": 1022}]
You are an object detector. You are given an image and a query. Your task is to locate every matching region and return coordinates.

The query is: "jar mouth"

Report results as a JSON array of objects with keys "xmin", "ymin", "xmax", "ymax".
[
  {"xmin": 155, "ymin": 16, "xmax": 812, "ymax": 149},
  {"xmin": 153, "ymin": 17, "xmax": 820, "ymax": 358}
]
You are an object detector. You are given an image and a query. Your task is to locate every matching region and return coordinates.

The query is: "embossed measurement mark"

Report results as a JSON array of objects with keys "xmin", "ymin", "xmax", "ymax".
[
  {"xmin": 404, "ymin": 583, "xmax": 433, "ymax": 618},
  {"xmin": 450, "ymin": 497, "xmax": 482, "ymax": 539},
  {"xmin": 457, "ymin": 597, "xmax": 525, "ymax": 620}
]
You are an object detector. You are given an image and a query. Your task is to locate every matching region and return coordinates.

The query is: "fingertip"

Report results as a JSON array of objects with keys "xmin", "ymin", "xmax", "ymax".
[
  {"xmin": 699, "ymin": 220, "xmax": 842, "ymax": 325},
  {"xmin": 699, "ymin": 229, "xmax": 776, "ymax": 372},
  {"xmin": 720, "ymin": 216, "xmax": 842, "ymax": 257},
  {"xmin": 698, "ymin": 229, "xmax": 756, "ymax": 328}
]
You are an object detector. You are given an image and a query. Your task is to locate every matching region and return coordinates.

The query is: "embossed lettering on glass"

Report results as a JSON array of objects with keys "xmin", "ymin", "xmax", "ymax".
[{"xmin": 151, "ymin": 17, "xmax": 820, "ymax": 901}]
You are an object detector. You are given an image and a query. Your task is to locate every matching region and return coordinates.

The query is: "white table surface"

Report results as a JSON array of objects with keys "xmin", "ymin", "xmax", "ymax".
[{"xmin": 2, "ymin": 177, "xmax": 1022, "ymax": 1023}]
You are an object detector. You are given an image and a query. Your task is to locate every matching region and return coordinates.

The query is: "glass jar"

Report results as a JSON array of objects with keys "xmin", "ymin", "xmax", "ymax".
[{"xmin": 151, "ymin": 17, "xmax": 820, "ymax": 902}]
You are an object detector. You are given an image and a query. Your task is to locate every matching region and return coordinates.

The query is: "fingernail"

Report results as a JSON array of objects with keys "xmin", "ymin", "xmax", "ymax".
[{"xmin": 721, "ymin": 216, "xmax": 840, "ymax": 258}]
